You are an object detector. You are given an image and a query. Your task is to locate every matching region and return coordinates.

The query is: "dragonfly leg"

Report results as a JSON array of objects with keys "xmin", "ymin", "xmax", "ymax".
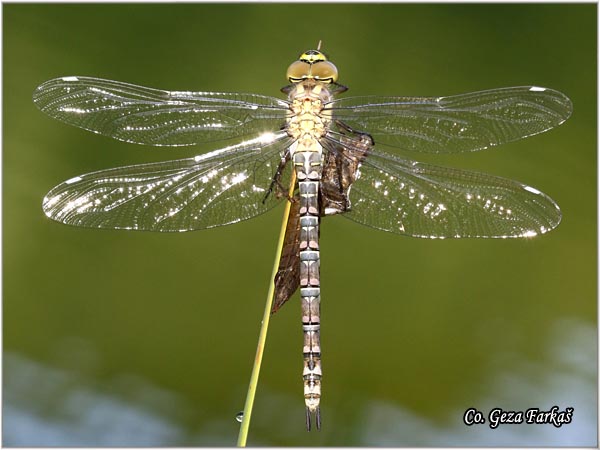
[
  {"xmin": 335, "ymin": 119, "xmax": 374, "ymax": 144},
  {"xmin": 329, "ymin": 82, "xmax": 348, "ymax": 95},
  {"xmin": 263, "ymin": 151, "xmax": 293, "ymax": 204}
]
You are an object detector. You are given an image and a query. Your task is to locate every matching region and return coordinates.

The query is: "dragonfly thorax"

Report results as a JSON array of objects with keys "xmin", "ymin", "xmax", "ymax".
[
  {"xmin": 287, "ymin": 50, "xmax": 339, "ymax": 83},
  {"xmin": 286, "ymin": 82, "xmax": 332, "ymax": 142}
]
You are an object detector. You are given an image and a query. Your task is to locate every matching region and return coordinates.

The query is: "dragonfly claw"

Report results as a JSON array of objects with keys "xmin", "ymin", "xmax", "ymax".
[{"xmin": 305, "ymin": 406, "xmax": 321, "ymax": 431}]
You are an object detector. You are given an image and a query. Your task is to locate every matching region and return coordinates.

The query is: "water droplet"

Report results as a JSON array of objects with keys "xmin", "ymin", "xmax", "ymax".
[{"xmin": 235, "ymin": 411, "xmax": 244, "ymax": 423}]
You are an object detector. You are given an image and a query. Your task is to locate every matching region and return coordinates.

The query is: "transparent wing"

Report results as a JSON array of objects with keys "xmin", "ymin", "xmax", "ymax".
[
  {"xmin": 33, "ymin": 76, "xmax": 290, "ymax": 146},
  {"xmin": 42, "ymin": 132, "xmax": 294, "ymax": 231},
  {"xmin": 339, "ymin": 146, "xmax": 561, "ymax": 238},
  {"xmin": 329, "ymin": 86, "xmax": 572, "ymax": 153}
]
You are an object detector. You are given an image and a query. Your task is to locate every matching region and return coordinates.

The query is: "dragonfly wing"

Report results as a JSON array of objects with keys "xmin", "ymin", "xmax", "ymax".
[
  {"xmin": 341, "ymin": 147, "xmax": 561, "ymax": 238},
  {"xmin": 42, "ymin": 132, "xmax": 294, "ymax": 231},
  {"xmin": 329, "ymin": 86, "xmax": 572, "ymax": 153},
  {"xmin": 33, "ymin": 76, "xmax": 290, "ymax": 146}
]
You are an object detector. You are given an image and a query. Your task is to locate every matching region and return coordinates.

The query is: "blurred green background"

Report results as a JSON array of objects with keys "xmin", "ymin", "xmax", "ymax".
[{"xmin": 3, "ymin": 3, "xmax": 596, "ymax": 446}]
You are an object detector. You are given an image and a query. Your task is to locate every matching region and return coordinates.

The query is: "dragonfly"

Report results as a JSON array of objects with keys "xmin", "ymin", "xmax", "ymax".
[{"xmin": 34, "ymin": 47, "xmax": 572, "ymax": 431}]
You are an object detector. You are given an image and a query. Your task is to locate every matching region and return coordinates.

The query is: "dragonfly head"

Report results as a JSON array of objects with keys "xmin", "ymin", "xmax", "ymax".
[{"xmin": 286, "ymin": 49, "xmax": 339, "ymax": 84}]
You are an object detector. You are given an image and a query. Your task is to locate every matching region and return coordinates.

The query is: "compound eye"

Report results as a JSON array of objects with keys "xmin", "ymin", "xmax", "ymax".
[
  {"xmin": 311, "ymin": 61, "xmax": 338, "ymax": 83},
  {"xmin": 286, "ymin": 60, "xmax": 311, "ymax": 81}
]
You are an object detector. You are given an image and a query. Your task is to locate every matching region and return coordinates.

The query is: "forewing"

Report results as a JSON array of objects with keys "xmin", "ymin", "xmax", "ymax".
[
  {"xmin": 329, "ymin": 86, "xmax": 572, "ymax": 153},
  {"xmin": 42, "ymin": 132, "xmax": 294, "ymax": 231},
  {"xmin": 342, "ymin": 148, "xmax": 561, "ymax": 238},
  {"xmin": 33, "ymin": 76, "xmax": 290, "ymax": 146}
]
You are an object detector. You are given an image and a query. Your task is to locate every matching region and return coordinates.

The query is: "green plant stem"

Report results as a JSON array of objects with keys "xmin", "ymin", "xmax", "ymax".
[{"xmin": 237, "ymin": 171, "xmax": 297, "ymax": 447}]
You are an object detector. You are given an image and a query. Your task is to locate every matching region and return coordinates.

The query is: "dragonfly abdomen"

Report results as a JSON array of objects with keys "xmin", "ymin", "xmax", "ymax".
[
  {"xmin": 292, "ymin": 138, "xmax": 325, "ymax": 432},
  {"xmin": 296, "ymin": 166, "xmax": 323, "ymax": 431}
]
